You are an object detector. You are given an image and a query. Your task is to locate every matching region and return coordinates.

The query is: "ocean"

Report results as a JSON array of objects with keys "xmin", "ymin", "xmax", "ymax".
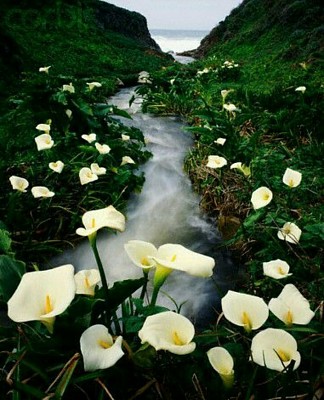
[{"xmin": 150, "ymin": 29, "xmax": 209, "ymax": 54}]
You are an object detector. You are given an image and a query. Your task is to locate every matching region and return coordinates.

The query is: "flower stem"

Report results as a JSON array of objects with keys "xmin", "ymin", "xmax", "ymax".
[{"xmin": 89, "ymin": 234, "xmax": 110, "ymax": 304}]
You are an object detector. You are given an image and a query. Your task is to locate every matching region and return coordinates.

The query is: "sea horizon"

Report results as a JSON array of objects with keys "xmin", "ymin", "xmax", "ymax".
[{"xmin": 150, "ymin": 28, "xmax": 209, "ymax": 53}]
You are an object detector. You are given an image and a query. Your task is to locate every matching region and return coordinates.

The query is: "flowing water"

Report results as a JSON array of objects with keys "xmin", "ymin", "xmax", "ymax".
[{"xmin": 53, "ymin": 88, "xmax": 237, "ymax": 328}]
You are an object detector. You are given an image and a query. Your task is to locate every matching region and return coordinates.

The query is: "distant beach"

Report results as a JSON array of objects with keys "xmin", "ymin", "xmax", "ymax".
[{"xmin": 150, "ymin": 29, "xmax": 209, "ymax": 53}]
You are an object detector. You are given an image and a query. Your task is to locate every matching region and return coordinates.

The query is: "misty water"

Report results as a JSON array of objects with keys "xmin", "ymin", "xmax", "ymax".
[{"xmin": 53, "ymin": 87, "xmax": 237, "ymax": 328}]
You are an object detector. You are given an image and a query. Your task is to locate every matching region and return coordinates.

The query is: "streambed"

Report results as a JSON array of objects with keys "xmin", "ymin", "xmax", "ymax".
[{"xmin": 53, "ymin": 87, "xmax": 237, "ymax": 327}]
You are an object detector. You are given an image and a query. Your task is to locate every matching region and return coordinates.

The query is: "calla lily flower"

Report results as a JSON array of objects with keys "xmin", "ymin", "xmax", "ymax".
[
  {"xmin": 282, "ymin": 168, "xmax": 302, "ymax": 188},
  {"xmin": 295, "ymin": 86, "xmax": 306, "ymax": 93},
  {"xmin": 138, "ymin": 311, "xmax": 196, "ymax": 355},
  {"xmin": 7, "ymin": 264, "xmax": 75, "ymax": 333},
  {"xmin": 36, "ymin": 123, "xmax": 51, "ymax": 133},
  {"xmin": 207, "ymin": 347, "xmax": 234, "ymax": 388},
  {"xmin": 80, "ymin": 324, "xmax": 124, "ymax": 371},
  {"xmin": 268, "ymin": 284, "xmax": 315, "ymax": 326},
  {"xmin": 35, "ymin": 133, "xmax": 54, "ymax": 151},
  {"xmin": 124, "ymin": 240, "xmax": 158, "ymax": 270},
  {"xmin": 230, "ymin": 162, "xmax": 251, "ymax": 177},
  {"xmin": 251, "ymin": 186, "xmax": 273, "ymax": 209},
  {"xmin": 86, "ymin": 82, "xmax": 102, "ymax": 91},
  {"xmin": 90, "ymin": 163, "xmax": 106, "ymax": 176},
  {"xmin": 263, "ymin": 259, "xmax": 292, "ymax": 279},
  {"xmin": 121, "ymin": 134, "xmax": 130, "ymax": 141},
  {"xmin": 121, "ymin": 156, "xmax": 135, "ymax": 166},
  {"xmin": 197, "ymin": 68, "xmax": 210, "ymax": 75},
  {"xmin": 79, "ymin": 167, "xmax": 98, "ymax": 185},
  {"xmin": 76, "ymin": 205, "xmax": 125, "ymax": 237},
  {"xmin": 81, "ymin": 133, "xmax": 97, "ymax": 143},
  {"xmin": 49, "ymin": 160, "xmax": 64, "ymax": 173},
  {"xmin": 63, "ymin": 83, "xmax": 75, "ymax": 93},
  {"xmin": 277, "ymin": 222, "xmax": 302, "ymax": 244},
  {"xmin": 221, "ymin": 290, "xmax": 269, "ymax": 332},
  {"xmin": 214, "ymin": 137, "xmax": 226, "ymax": 145},
  {"xmin": 220, "ymin": 89, "xmax": 233, "ymax": 101},
  {"xmin": 39, "ymin": 66, "xmax": 51, "ymax": 73},
  {"xmin": 138, "ymin": 71, "xmax": 152, "ymax": 84},
  {"xmin": 9, "ymin": 176, "xmax": 29, "ymax": 192},
  {"xmin": 66, "ymin": 109, "xmax": 72, "ymax": 119},
  {"xmin": 206, "ymin": 155, "xmax": 227, "ymax": 169},
  {"xmin": 151, "ymin": 243, "xmax": 215, "ymax": 278},
  {"xmin": 223, "ymin": 103, "xmax": 240, "ymax": 112},
  {"xmin": 250, "ymin": 328, "xmax": 301, "ymax": 371},
  {"xmin": 31, "ymin": 186, "xmax": 55, "ymax": 198},
  {"xmin": 75, "ymin": 269, "xmax": 101, "ymax": 296},
  {"xmin": 95, "ymin": 142, "xmax": 111, "ymax": 154}
]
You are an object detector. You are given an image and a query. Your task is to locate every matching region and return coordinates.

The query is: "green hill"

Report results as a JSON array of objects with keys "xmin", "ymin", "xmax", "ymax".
[
  {"xmin": 0, "ymin": 0, "xmax": 170, "ymax": 100},
  {"xmin": 188, "ymin": 0, "xmax": 323, "ymax": 91}
]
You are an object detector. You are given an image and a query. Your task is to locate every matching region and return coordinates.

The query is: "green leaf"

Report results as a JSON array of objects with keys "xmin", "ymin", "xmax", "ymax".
[
  {"xmin": 111, "ymin": 106, "xmax": 132, "ymax": 119},
  {"xmin": 98, "ymin": 278, "xmax": 145, "ymax": 311},
  {"xmin": 55, "ymin": 354, "xmax": 80, "ymax": 398},
  {"xmin": 0, "ymin": 229, "xmax": 12, "ymax": 254},
  {"xmin": 0, "ymin": 255, "xmax": 25, "ymax": 301},
  {"xmin": 12, "ymin": 381, "xmax": 47, "ymax": 399},
  {"xmin": 71, "ymin": 99, "xmax": 93, "ymax": 116}
]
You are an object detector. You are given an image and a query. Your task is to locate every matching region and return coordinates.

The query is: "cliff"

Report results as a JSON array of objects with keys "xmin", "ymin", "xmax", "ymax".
[{"xmin": 96, "ymin": 1, "xmax": 160, "ymax": 50}]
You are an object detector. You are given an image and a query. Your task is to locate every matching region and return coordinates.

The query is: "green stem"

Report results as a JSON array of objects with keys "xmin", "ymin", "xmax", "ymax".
[
  {"xmin": 150, "ymin": 284, "xmax": 161, "ymax": 307},
  {"xmin": 139, "ymin": 270, "xmax": 149, "ymax": 301},
  {"xmin": 89, "ymin": 234, "xmax": 110, "ymax": 304}
]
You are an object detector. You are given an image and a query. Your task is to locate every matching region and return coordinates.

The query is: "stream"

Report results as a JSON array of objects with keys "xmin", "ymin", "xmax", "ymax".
[{"xmin": 53, "ymin": 87, "xmax": 238, "ymax": 328}]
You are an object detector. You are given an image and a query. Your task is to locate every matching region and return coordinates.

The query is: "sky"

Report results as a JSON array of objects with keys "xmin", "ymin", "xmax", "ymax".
[{"xmin": 104, "ymin": 0, "xmax": 243, "ymax": 31}]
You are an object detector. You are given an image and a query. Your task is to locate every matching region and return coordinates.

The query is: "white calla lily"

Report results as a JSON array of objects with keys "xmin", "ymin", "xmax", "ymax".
[
  {"xmin": 207, "ymin": 347, "xmax": 234, "ymax": 388},
  {"xmin": 86, "ymin": 82, "xmax": 102, "ymax": 91},
  {"xmin": 121, "ymin": 156, "xmax": 135, "ymax": 166},
  {"xmin": 121, "ymin": 134, "xmax": 130, "ymax": 141},
  {"xmin": 76, "ymin": 205, "xmax": 125, "ymax": 237},
  {"xmin": 230, "ymin": 162, "xmax": 251, "ymax": 177},
  {"xmin": 36, "ymin": 123, "xmax": 51, "ymax": 133},
  {"xmin": 95, "ymin": 143, "xmax": 111, "ymax": 154},
  {"xmin": 251, "ymin": 328, "xmax": 301, "ymax": 371},
  {"xmin": 277, "ymin": 222, "xmax": 302, "ymax": 244},
  {"xmin": 39, "ymin": 66, "xmax": 51, "ymax": 73},
  {"xmin": 31, "ymin": 186, "xmax": 55, "ymax": 198},
  {"xmin": 268, "ymin": 284, "xmax": 315, "ymax": 326},
  {"xmin": 75, "ymin": 269, "xmax": 101, "ymax": 296},
  {"xmin": 79, "ymin": 167, "xmax": 98, "ymax": 185},
  {"xmin": 7, "ymin": 264, "xmax": 75, "ymax": 333},
  {"xmin": 80, "ymin": 324, "xmax": 124, "ymax": 371},
  {"xmin": 124, "ymin": 240, "xmax": 158, "ymax": 269},
  {"xmin": 295, "ymin": 86, "xmax": 306, "ymax": 93},
  {"xmin": 35, "ymin": 133, "xmax": 54, "ymax": 151},
  {"xmin": 63, "ymin": 83, "xmax": 75, "ymax": 93},
  {"xmin": 90, "ymin": 163, "xmax": 106, "ymax": 176},
  {"xmin": 206, "ymin": 155, "xmax": 227, "ymax": 169},
  {"xmin": 66, "ymin": 109, "xmax": 72, "ymax": 119},
  {"xmin": 151, "ymin": 243, "xmax": 215, "ymax": 278},
  {"xmin": 251, "ymin": 186, "xmax": 273, "ymax": 209},
  {"xmin": 282, "ymin": 168, "xmax": 302, "ymax": 188},
  {"xmin": 138, "ymin": 311, "xmax": 196, "ymax": 355},
  {"xmin": 263, "ymin": 259, "xmax": 292, "ymax": 279},
  {"xmin": 221, "ymin": 290, "xmax": 269, "ymax": 332},
  {"xmin": 9, "ymin": 176, "xmax": 29, "ymax": 192},
  {"xmin": 81, "ymin": 133, "xmax": 97, "ymax": 143},
  {"xmin": 49, "ymin": 161, "xmax": 64, "ymax": 173},
  {"xmin": 214, "ymin": 137, "xmax": 226, "ymax": 145}
]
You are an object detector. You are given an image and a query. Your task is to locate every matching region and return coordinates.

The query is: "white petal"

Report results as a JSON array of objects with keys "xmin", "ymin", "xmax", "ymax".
[
  {"xmin": 138, "ymin": 311, "xmax": 196, "ymax": 355},
  {"xmin": 124, "ymin": 240, "xmax": 158, "ymax": 269},
  {"xmin": 207, "ymin": 347, "xmax": 234, "ymax": 375},
  {"xmin": 80, "ymin": 325, "xmax": 124, "ymax": 371},
  {"xmin": 8, "ymin": 265, "xmax": 75, "ymax": 322},
  {"xmin": 221, "ymin": 290, "xmax": 269, "ymax": 330}
]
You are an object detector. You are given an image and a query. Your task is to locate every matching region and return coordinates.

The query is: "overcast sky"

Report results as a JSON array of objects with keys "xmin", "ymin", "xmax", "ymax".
[{"xmin": 104, "ymin": 0, "xmax": 243, "ymax": 30}]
